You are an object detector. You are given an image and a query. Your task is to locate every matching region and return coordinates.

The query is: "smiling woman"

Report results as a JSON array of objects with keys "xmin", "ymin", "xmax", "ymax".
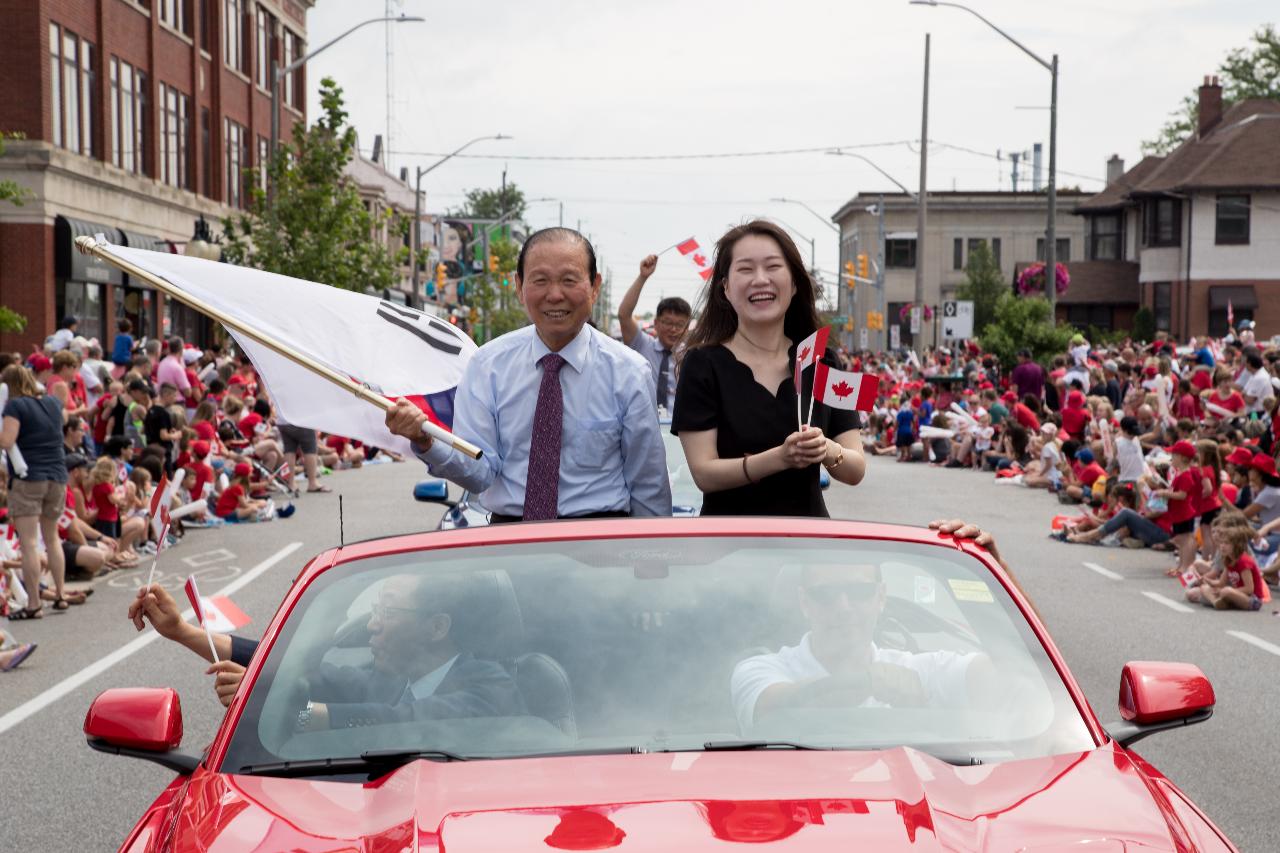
[{"xmin": 672, "ymin": 220, "xmax": 865, "ymax": 517}]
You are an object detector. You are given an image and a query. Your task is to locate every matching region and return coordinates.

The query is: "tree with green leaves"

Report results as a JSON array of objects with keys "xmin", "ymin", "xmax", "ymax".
[
  {"xmin": 1143, "ymin": 24, "xmax": 1280, "ymax": 155},
  {"xmin": 466, "ymin": 235, "xmax": 528, "ymax": 342},
  {"xmin": 978, "ymin": 293, "xmax": 1074, "ymax": 368},
  {"xmin": 954, "ymin": 241, "xmax": 1006, "ymax": 337},
  {"xmin": 0, "ymin": 131, "xmax": 29, "ymax": 333},
  {"xmin": 222, "ymin": 78, "xmax": 402, "ymax": 292},
  {"xmin": 451, "ymin": 184, "xmax": 526, "ymax": 222}
]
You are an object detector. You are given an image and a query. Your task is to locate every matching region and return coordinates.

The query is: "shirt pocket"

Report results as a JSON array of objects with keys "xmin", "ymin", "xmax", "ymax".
[{"xmin": 574, "ymin": 419, "xmax": 622, "ymax": 469}]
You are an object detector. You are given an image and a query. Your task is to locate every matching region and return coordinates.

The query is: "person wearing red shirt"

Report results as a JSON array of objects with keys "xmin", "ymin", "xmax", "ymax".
[
  {"xmin": 1203, "ymin": 368, "xmax": 1245, "ymax": 421},
  {"xmin": 1173, "ymin": 378, "xmax": 1201, "ymax": 421},
  {"xmin": 1155, "ymin": 441, "xmax": 1201, "ymax": 577},
  {"xmin": 1196, "ymin": 525, "xmax": 1264, "ymax": 611},
  {"xmin": 215, "ymin": 462, "xmax": 266, "ymax": 521},
  {"xmin": 1059, "ymin": 390, "xmax": 1089, "ymax": 440},
  {"xmin": 88, "ymin": 457, "xmax": 122, "ymax": 539},
  {"xmin": 187, "ymin": 440, "xmax": 216, "ymax": 503},
  {"xmin": 1011, "ymin": 397, "xmax": 1041, "ymax": 432},
  {"xmin": 1064, "ymin": 447, "xmax": 1107, "ymax": 502}
]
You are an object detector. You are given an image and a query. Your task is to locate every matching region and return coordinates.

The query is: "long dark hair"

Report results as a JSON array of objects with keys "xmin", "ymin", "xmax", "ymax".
[{"xmin": 682, "ymin": 220, "xmax": 821, "ymax": 356}]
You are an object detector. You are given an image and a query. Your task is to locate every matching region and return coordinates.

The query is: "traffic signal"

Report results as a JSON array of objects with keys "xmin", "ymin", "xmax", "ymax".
[
  {"xmin": 488, "ymin": 254, "xmax": 499, "ymax": 273},
  {"xmin": 844, "ymin": 260, "xmax": 856, "ymax": 288},
  {"xmin": 844, "ymin": 318, "xmax": 854, "ymax": 332},
  {"xmin": 865, "ymin": 310, "xmax": 884, "ymax": 331},
  {"xmin": 857, "ymin": 253, "xmax": 869, "ymax": 279},
  {"xmin": 435, "ymin": 262, "xmax": 447, "ymax": 289}
]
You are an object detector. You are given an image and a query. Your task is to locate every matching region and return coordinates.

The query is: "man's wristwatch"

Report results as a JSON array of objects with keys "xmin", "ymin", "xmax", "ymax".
[{"xmin": 296, "ymin": 700, "xmax": 314, "ymax": 732}]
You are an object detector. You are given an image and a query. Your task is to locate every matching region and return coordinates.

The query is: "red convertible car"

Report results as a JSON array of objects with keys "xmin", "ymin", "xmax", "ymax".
[{"xmin": 85, "ymin": 517, "xmax": 1235, "ymax": 851}]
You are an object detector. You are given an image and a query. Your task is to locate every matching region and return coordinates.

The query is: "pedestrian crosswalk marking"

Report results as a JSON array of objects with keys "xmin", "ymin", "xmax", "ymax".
[
  {"xmin": 1083, "ymin": 562, "xmax": 1123, "ymax": 581},
  {"xmin": 1141, "ymin": 591, "xmax": 1195, "ymax": 614}
]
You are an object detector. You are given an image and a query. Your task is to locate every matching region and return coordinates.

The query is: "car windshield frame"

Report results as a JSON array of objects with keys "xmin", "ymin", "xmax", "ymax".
[{"xmin": 215, "ymin": 530, "xmax": 1101, "ymax": 778}]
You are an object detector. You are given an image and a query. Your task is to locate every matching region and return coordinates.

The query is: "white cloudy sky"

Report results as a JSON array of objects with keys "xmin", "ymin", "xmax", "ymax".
[{"xmin": 306, "ymin": 0, "xmax": 1271, "ymax": 315}]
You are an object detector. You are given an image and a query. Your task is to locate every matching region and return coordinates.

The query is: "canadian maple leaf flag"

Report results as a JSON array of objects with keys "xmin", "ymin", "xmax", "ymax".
[
  {"xmin": 184, "ymin": 575, "xmax": 207, "ymax": 627},
  {"xmin": 793, "ymin": 327, "xmax": 830, "ymax": 392},
  {"xmin": 200, "ymin": 595, "xmax": 252, "ymax": 633},
  {"xmin": 676, "ymin": 237, "xmax": 714, "ymax": 282},
  {"xmin": 813, "ymin": 362, "xmax": 878, "ymax": 412}
]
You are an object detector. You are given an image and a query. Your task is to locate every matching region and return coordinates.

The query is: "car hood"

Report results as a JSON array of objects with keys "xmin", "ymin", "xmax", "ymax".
[{"xmin": 169, "ymin": 745, "xmax": 1207, "ymax": 851}]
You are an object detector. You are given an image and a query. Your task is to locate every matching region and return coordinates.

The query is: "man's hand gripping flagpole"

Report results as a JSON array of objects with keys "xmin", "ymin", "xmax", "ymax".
[{"xmin": 72, "ymin": 235, "xmax": 482, "ymax": 460}]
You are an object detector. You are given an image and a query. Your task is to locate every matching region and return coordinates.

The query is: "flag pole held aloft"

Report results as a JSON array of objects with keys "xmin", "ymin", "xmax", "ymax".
[{"xmin": 74, "ymin": 236, "xmax": 482, "ymax": 460}]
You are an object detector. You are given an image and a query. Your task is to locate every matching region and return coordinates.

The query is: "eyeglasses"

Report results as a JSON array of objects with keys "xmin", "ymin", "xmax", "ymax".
[
  {"xmin": 655, "ymin": 319, "xmax": 688, "ymax": 332},
  {"xmin": 802, "ymin": 581, "xmax": 879, "ymax": 604},
  {"xmin": 370, "ymin": 603, "xmax": 418, "ymax": 621}
]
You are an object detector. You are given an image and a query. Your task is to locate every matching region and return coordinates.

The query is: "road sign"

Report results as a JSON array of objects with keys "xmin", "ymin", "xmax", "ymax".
[
  {"xmin": 859, "ymin": 327, "xmax": 868, "ymax": 349},
  {"xmin": 941, "ymin": 300, "xmax": 974, "ymax": 339},
  {"xmin": 890, "ymin": 324, "xmax": 901, "ymax": 350},
  {"xmin": 909, "ymin": 306, "xmax": 922, "ymax": 335}
]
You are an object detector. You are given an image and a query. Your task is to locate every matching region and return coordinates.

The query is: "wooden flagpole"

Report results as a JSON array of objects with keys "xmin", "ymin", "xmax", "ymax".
[{"xmin": 75, "ymin": 236, "xmax": 482, "ymax": 459}]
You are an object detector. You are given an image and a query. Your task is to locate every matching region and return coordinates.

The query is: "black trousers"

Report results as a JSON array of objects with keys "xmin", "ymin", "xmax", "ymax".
[{"xmin": 488, "ymin": 510, "xmax": 629, "ymax": 525}]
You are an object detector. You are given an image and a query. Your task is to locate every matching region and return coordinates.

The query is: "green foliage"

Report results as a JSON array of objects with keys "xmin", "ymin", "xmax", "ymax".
[
  {"xmin": 451, "ymin": 184, "xmax": 527, "ymax": 222},
  {"xmin": 465, "ymin": 236, "xmax": 528, "ymax": 342},
  {"xmin": 0, "ymin": 131, "xmax": 32, "ymax": 207},
  {"xmin": 1143, "ymin": 25, "xmax": 1280, "ymax": 155},
  {"xmin": 221, "ymin": 78, "xmax": 399, "ymax": 293},
  {"xmin": 978, "ymin": 293, "xmax": 1074, "ymax": 368},
  {"xmin": 954, "ymin": 241, "xmax": 1007, "ymax": 337},
  {"xmin": 1132, "ymin": 306, "xmax": 1156, "ymax": 343},
  {"xmin": 0, "ymin": 305, "xmax": 27, "ymax": 333}
]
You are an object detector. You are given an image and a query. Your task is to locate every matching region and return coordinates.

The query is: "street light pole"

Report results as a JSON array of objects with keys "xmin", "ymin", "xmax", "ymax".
[
  {"xmin": 769, "ymin": 198, "xmax": 841, "ymax": 234},
  {"xmin": 270, "ymin": 14, "xmax": 423, "ymax": 196},
  {"xmin": 915, "ymin": 33, "xmax": 930, "ymax": 353},
  {"xmin": 909, "ymin": 0, "xmax": 1058, "ymax": 309}
]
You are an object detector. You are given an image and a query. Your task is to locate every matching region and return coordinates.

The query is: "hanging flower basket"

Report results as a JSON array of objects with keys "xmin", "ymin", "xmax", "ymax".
[
  {"xmin": 1016, "ymin": 262, "xmax": 1070, "ymax": 296},
  {"xmin": 898, "ymin": 303, "xmax": 934, "ymax": 323}
]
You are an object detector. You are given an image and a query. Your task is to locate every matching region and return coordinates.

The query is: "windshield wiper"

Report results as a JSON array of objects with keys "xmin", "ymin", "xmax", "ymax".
[
  {"xmin": 702, "ymin": 740, "xmax": 831, "ymax": 751},
  {"xmin": 239, "ymin": 748, "xmax": 466, "ymax": 777}
]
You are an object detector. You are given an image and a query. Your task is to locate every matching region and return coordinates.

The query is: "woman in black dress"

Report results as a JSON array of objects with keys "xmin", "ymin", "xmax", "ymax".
[{"xmin": 672, "ymin": 220, "xmax": 866, "ymax": 516}]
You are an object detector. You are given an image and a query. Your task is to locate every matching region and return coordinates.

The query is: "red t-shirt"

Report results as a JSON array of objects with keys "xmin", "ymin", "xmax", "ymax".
[
  {"xmin": 1166, "ymin": 468, "xmax": 1200, "ymax": 524},
  {"xmin": 191, "ymin": 462, "xmax": 215, "ymax": 502},
  {"xmin": 325, "ymin": 435, "xmax": 349, "ymax": 454},
  {"xmin": 238, "ymin": 413, "xmax": 264, "ymax": 441},
  {"xmin": 1207, "ymin": 390, "xmax": 1245, "ymax": 416},
  {"xmin": 92, "ymin": 395, "xmax": 114, "ymax": 445},
  {"xmin": 58, "ymin": 487, "xmax": 76, "ymax": 540},
  {"xmin": 1011, "ymin": 403, "xmax": 1040, "ymax": 432},
  {"xmin": 1196, "ymin": 467, "xmax": 1222, "ymax": 514},
  {"xmin": 1190, "ymin": 369, "xmax": 1213, "ymax": 394},
  {"xmin": 193, "ymin": 421, "xmax": 217, "ymax": 443},
  {"xmin": 1078, "ymin": 461, "xmax": 1107, "ymax": 488},
  {"xmin": 1060, "ymin": 406, "xmax": 1089, "ymax": 439},
  {"xmin": 1174, "ymin": 393, "xmax": 1201, "ymax": 421},
  {"xmin": 215, "ymin": 483, "xmax": 245, "ymax": 518},
  {"xmin": 91, "ymin": 482, "xmax": 119, "ymax": 522},
  {"xmin": 1225, "ymin": 553, "xmax": 1262, "ymax": 595}
]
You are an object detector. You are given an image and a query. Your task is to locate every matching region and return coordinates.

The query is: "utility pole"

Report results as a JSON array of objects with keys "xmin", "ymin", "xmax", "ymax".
[
  {"xmin": 1045, "ymin": 53, "xmax": 1059, "ymax": 309},
  {"xmin": 915, "ymin": 32, "xmax": 930, "ymax": 353},
  {"xmin": 877, "ymin": 195, "xmax": 887, "ymax": 353}
]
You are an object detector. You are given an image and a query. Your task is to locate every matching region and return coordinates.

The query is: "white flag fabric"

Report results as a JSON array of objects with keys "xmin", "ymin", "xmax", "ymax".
[{"xmin": 106, "ymin": 245, "xmax": 477, "ymax": 455}]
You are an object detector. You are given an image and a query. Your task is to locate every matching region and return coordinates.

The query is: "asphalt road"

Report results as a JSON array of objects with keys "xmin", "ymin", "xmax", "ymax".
[{"xmin": 2, "ymin": 454, "xmax": 1273, "ymax": 850}]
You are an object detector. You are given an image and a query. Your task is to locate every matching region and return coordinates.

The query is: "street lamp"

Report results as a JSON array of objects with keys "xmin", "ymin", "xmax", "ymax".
[
  {"xmin": 185, "ymin": 216, "xmax": 221, "ymax": 261},
  {"xmin": 270, "ymin": 14, "xmax": 424, "ymax": 192},
  {"xmin": 769, "ymin": 198, "xmax": 840, "ymax": 233},
  {"xmin": 411, "ymin": 135, "xmax": 512, "ymax": 296},
  {"xmin": 910, "ymin": 0, "xmax": 1059, "ymax": 307}
]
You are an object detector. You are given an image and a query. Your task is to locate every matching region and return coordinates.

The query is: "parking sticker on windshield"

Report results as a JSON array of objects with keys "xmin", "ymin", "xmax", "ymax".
[
  {"xmin": 913, "ymin": 576, "xmax": 936, "ymax": 605},
  {"xmin": 948, "ymin": 578, "xmax": 994, "ymax": 603}
]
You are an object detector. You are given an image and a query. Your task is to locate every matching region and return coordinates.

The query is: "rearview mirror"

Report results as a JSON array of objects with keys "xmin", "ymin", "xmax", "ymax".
[
  {"xmin": 413, "ymin": 479, "xmax": 454, "ymax": 506},
  {"xmin": 1106, "ymin": 661, "xmax": 1215, "ymax": 748},
  {"xmin": 84, "ymin": 688, "xmax": 200, "ymax": 774}
]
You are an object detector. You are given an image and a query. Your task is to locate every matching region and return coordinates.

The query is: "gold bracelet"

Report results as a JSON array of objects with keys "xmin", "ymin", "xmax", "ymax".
[{"xmin": 825, "ymin": 446, "xmax": 845, "ymax": 472}]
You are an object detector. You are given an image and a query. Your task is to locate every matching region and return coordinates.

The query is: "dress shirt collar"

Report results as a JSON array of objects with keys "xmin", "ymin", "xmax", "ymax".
[
  {"xmin": 529, "ymin": 323, "xmax": 592, "ymax": 374},
  {"xmin": 405, "ymin": 653, "xmax": 460, "ymax": 702}
]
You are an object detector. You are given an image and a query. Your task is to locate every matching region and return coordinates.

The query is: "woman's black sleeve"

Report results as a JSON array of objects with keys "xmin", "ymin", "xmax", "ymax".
[{"xmin": 670, "ymin": 348, "xmax": 719, "ymax": 435}]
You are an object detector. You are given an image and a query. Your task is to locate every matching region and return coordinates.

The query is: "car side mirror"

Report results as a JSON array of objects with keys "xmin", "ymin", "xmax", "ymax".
[
  {"xmin": 84, "ymin": 688, "xmax": 200, "ymax": 774},
  {"xmin": 413, "ymin": 479, "xmax": 456, "ymax": 507},
  {"xmin": 1106, "ymin": 661, "xmax": 1215, "ymax": 748}
]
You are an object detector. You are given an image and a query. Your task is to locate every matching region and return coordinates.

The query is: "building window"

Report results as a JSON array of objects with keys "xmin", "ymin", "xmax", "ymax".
[
  {"xmin": 282, "ymin": 29, "xmax": 303, "ymax": 108},
  {"xmin": 199, "ymin": 0, "xmax": 212, "ymax": 51},
  {"xmin": 1142, "ymin": 198, "xmax": 1181, "ymax": 247},
  {"xmin": 1035, "ymin": 237, "xmax": 1071, "ymax": 263},
  {"xmin": 200, "ymin": 107, "xmax": 211, "ymax": 196},
  {"xmin": 1067, "ymin": 304, "xmax": 1114, "ymax": 332},
  {"xmin": 1215, "ymin": 195, "xmax": 1250, "ymax": 245},
  {"xmin": 885, "ymin": 238, "xmax": 916, "ymax": 268},
  {"xmin": 1153, "ymin": 282, "xmax": 1171, "ymax": 332},
  {"xmin": 160, "ymin": 83, "xmax": 190, "ymax": 189},
  {"xmin": 109, "ymin": 56, "xmax": 147, "ymax": 173},
  {"xmin": 223, "ymin": 0, "xmax": 245, "ymax": 72},
  {"xmin": 952, "ymin": 238, "xmax": 963, "ymax": 270},
  {"xmin": 224, "ymin": 117, "xmax": 246, "ymax": 207},
  {"xmin": 158, "ymin": 0, "xmax": 190, "ymax": 35},
  {"xmin": 254, "ymin": 7, "xmax": 275, "ymax": 88},
  {"xmin": 257, "ymin": 135, "xmax": 269, "ymax": 189},
  {"xmin": 1089, "ymin": 214, "xmax": 1121, "ymax": 260},
  {"xmin": 49, "ymin": 23, "xmax": 96, "ymax": 157}
]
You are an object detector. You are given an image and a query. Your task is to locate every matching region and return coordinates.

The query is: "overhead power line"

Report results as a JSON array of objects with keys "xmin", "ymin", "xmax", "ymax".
[{"xmin": 384, "ymin": 141, "xmax": 915, "ymax": 162}]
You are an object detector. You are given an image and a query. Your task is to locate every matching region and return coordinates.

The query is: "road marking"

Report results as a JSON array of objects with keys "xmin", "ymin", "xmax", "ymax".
[
  {"xmin": 1083, "ymin": 562, "xmax": 1123, "ymax": 581},
  {"xmin": 1141, "ymin": 591, "xmax": 1195, "ymax": 614},
  {"xmin": 1226, "ymin": 630, "xmax": 1280, "ymax": 657},
  {"xmin": 182, "ymin": 548, "xmax": 236, "ymax": 568},
  {"xmin": 0, "ymin": 542, "xmax": 302, "ymax": 737}
]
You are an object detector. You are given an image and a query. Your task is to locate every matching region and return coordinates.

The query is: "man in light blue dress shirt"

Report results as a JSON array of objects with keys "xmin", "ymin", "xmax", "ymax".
[{"xmin": 386, "ymin": 228, "xmax": 672, "ymax": 521}]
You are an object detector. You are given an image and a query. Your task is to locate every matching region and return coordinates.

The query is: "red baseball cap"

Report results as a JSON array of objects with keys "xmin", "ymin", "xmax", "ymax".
[
  {"xmin": 1169, "ymin": 440, "xmax": 1197, "ymax": 459},
  {"xmin": 1251, "ymin": 453, "xmax": 1279, "ymax": 479},
  {"xmin": 233, "ymin": 462, "xmax": 252, "ymax": 478},
  {"xmin": 1225, "ymin": 447, "xmax": 1254, "ymax": 467},
  {"xmin": 1001, "ymin": 391, "xmax": 1017, "ymax": 403},
  {"xmin": 27, "ymin": 354, "xmax": 51, "ymax": 372},
  {"xmin": 191, "ymin": 440, "xmax": 210, "ymax": 458}
]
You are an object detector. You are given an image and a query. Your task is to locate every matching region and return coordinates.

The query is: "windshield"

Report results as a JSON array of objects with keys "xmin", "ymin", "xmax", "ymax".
[{"xmin": 222, "ymin": 537, "xmax": 1093, "ymax": 777}]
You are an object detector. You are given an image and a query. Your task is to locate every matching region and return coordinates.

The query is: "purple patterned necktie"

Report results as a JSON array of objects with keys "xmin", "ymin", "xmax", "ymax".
[{"xmin": 523, "ymin": 353, "xmax": 567, "ymax": 521}]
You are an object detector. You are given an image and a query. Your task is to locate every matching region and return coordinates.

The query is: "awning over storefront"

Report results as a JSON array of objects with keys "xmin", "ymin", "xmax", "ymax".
[
  {"xmin": 1209, "ymin": 285, "xmax": 1257, "ymax": 310},
  {"xmin": 120, "ymin": 230, "xmax": 174, "ymax": 289},
  {"xmin": 54, "ymin": 215, "xmax": 124, "ymax": 286}
]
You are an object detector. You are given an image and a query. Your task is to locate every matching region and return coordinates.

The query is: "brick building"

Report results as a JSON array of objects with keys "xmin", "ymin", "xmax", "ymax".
[{"xmin": 0, "ymin": 0, "xmax": 312, "ymax": 352}]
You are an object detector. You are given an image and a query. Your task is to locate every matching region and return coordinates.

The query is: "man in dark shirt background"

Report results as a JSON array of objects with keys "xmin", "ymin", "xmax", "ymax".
[
  {"xmin": 144, "ymin": 382, "xmax": 181, "ymax": 474},
  {"xmin": 1010, "ymin": 349, "xmax": 1045, "ymax": 401}
]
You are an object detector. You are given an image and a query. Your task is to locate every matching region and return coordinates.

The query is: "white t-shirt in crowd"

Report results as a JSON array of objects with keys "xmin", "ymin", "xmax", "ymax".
[
  {"xmin": 1039, "ymin": 441, "xmax": 1063, "ymax": 485},
  {"xmin": 1115, "ymin": 435, "xmax": 1145, "ymax": 483},
  {"xmin": 730, "ymin": 632, "xmax": 975, "ymax": 731},
  {"xmin": 1252, "ymin": 486, "xmax": 1280, "ymax": 527},
  {"xmin": 1242, "ymin": 367, "xmax": 1275, "ymax": 413}
]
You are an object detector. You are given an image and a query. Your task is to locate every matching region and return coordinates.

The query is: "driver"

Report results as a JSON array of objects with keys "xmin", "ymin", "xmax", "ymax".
[
  {"xmin": 731, "ymin": 560, "xmax": 995, "ymax": 732},
  {"xmin": 130, "ymin": 573, "xmax": 525, "ymax": 728}
]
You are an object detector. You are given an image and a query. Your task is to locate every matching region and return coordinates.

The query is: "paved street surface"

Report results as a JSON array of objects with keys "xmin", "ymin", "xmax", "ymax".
[{"xmin": 3, "ymin": 455, "xmax": 1273, "ymax": 850}]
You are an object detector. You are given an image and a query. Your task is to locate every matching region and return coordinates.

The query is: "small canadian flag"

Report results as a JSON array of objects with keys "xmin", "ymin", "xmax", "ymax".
[
  {"xmin": 813, "ymin": 363, "xmax": 878, "ymax": 412},
  {"xmin": 1179, "ymin": 569, "xmax": 1200, "ymax": 588},
  {"xmin": 676, "ymin": 237, "xmax": 713, "ymax": 282},
  {"xmin": 793, "ymin": 327, "xmax": 830, "ymax": 391}
]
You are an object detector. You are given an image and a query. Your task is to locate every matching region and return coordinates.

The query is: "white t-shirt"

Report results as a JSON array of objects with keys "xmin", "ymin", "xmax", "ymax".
[
  {"xmin": 1252, "ymin": 486, "xmax": 1280, "ymax": 527},
  {"xmin": 1115, "ymin": 435, "xmax": 1145, "ymax": 482},
  {"xmin": 1039, "ymin": 441, "xmax": 1063, "ymax": 485},
  {"xmin": 974, "ymin": 425, "xmax": 995, "ymax": 452},
  {"xmin": 1242, "ymin": 367, "xmax": 1275, "ymax": 413},
  {"xmin": 730, "ymin": 632, "xmax": 975, "ymax": 731}
]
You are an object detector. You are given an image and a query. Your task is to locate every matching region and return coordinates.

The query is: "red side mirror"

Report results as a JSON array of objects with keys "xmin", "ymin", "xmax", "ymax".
[
  {"xmin": 84, "ymin": 687, "xmax": 184, "ymax": 752},
  {"xmin": 1118, "ymin": 661, "xmax": 1215, "ymax": 725}
]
